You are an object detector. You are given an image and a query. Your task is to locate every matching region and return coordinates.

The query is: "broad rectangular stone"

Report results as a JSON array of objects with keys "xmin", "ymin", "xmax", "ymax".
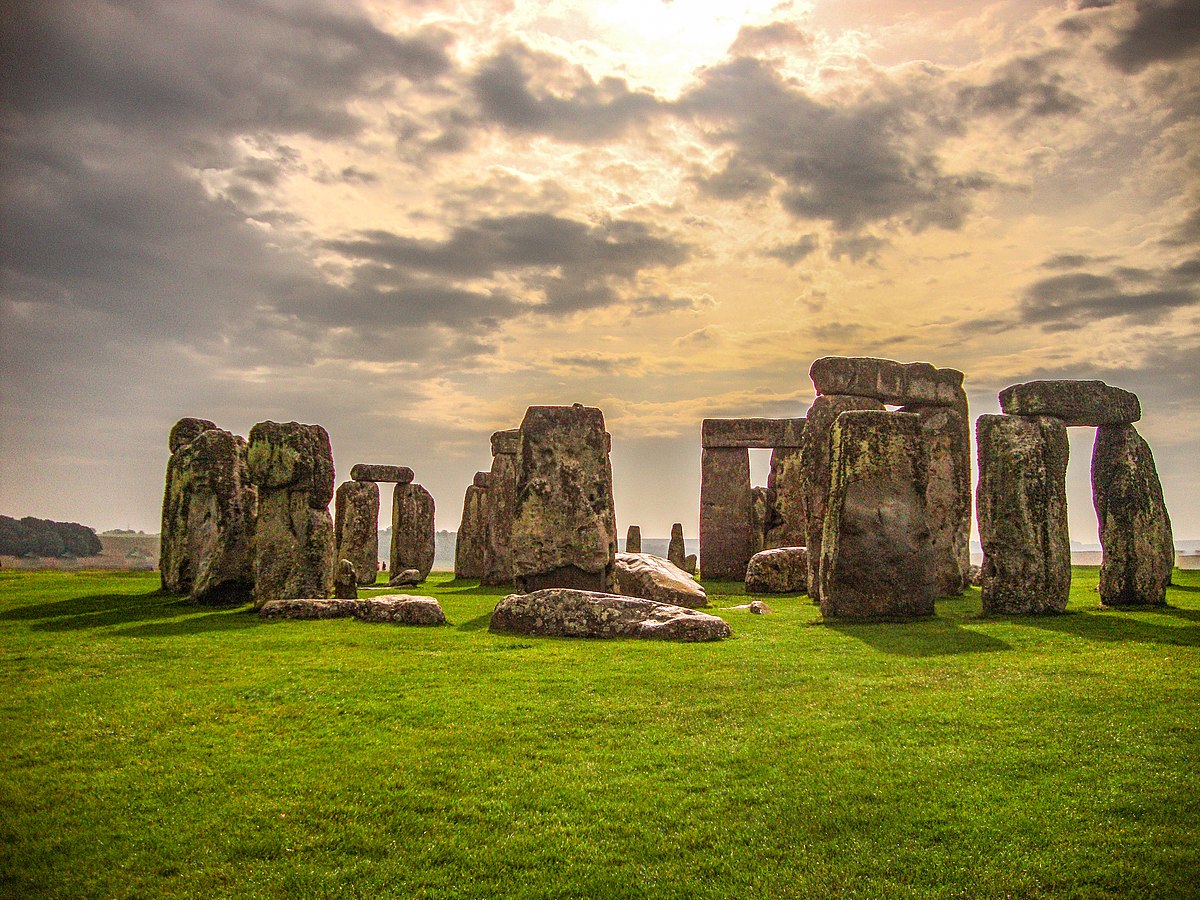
[
  {"xmin": 390, "ymin": 482, "xmax": 436, "ymax": 581},
  {"xmin": 810, "ymin": 357, "xmax": 965, "ymax": 407},
  {"xmin": 702, "ymin": 417, "xmax": 806, "ymax": 448},
  {"xmin": 335, "ymin": 480, "xmax": 380, "ymax": 585},
  {"xmin": 455, "ymin": 482, "xmax": 489, "ymax": 579},
  {"xmin": 766, "ymin": 446, "xmax": 805, "ymax": 548},
  {"xmin": 699, "ymin": 447, "xmax": 752, "ymax": 579},
  {"xmin": 350, "ymin": 464, "xmax": 414, "ymax": 484},
  {"xmin": 998, "ymin": 380, "xmax": 1141, "ymax": 426}
]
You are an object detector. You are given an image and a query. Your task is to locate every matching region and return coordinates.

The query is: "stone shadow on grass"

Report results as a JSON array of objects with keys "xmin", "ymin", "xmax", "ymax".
[
  {"xmin": 457, "ymin": 612, "xmax": 494, "ymax": 632},
  {"xmin": 1016, "ymin": 608, "xmax": 1200, "ymax": 647},
  {"xmin": 112, "ymin": 609, "xmax": 261, "ymax": 637},
  {"xmin": 824, "ymin": 617, "xmax": 1011, "ymax": 657},
  {"xmin": 1, "ymin": 589, "xmax": 260, "ymax": 634}
]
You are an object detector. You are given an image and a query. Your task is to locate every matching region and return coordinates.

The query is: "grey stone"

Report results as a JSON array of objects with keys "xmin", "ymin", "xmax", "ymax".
[
  {"xmin": 388, "ymin": 568, "xmax": 422, "ymax": 587},
  {"xmin": 745, "ymin": 547, "xmax": 808, "ymax": 594},
  {"xmin": 350, "ymin": 464, "xmax": 414, "ymax": 484},
  {"xmin": 1092, "ymin": 424, "xmax": 1174, "ymax": 607},
  {"xmin": 333, "ymin": 559, "xmax": 358, "ymax": 599},
  {"xmin": 819, "ymin": 411, "xmax": 935, "ymax": 619},
  {"xmin": 613, "ymin": 552, "xmax": 708, "ymax": 608},
  {"xmin": 168, "ymin": 417, "xmax": 217, "ymax": 454},
  {"xmin": 335, "ymin": 480, "xmax": 379, "ymax": 585},
  {"xmin": 259, "ymin": 595, "xmax": 446, "ymax": 625},
  {"xmin": 625, "ymin": 525, "xmax": 642, "ymax": 553},
  {"xmin": 998, "ymin": 380, "xmax": 1141, "ymax": 426},
  {"xmin": 702, "ymin": 417, "xmax": 805, "ymax": 449},
  {"xmin": 750, "ymin": 487, "xmax": 772, "ymax": 557},
  {"xmin": 683, "ymin": 554, "xmax": 698, "ymax": 576},
  {"xmin": 455, "ymin": 480, "xmax": 489, "ymax": 579},
  {"xmin": 489, "ymin": 589, "xmax": 731, "ymax": 642},
  {"xmin": 482, "ymin": 432, "xmax": 519, "ymax": 586},
  {"xmin": 767, "ymin": 446, "xmax": 805, "ymax": 549},
  {"xmin": 473, "ymin": 471, "xmax": 492, "ymax": 488},
  {"xmin": 390, "ymin": 483, "xmax": 435, "ymax": 581},
  {"xmin": 700, "ymin": 446, "xmax": 752, "ymax": 579},
  {"xmin": 511, "ymin": 404, "xmax": 618, "ymax": 593},
  {"xmin": 799, "ymin": 394, "xmax": 885, "ymax": 601},
  {"xmin": 976, "ymin": 414, "xmax": 1071, "ymax": 615},
  {"xmin": 668, "ymin": 522, "xmax": 687, "ymax": 569},
  {"xmin": 490, "ymin": 428, "xmax": 520, "ymax": 457},
  {"xmin": 810, "ymin": 356, "xmax": 965, "ymax": 407}
]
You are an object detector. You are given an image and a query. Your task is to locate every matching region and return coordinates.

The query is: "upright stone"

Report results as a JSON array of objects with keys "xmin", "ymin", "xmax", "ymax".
[
  {"xmin": 333, "ymin": 559, "xmax": 358, "ymax": 599},
  {"xmin": 390, "ymin": 483, "xmax": 436, "ymax": 582},
  {"xmin": 750, "ymin": 487, "xmax": 772, "ymax": 557},
  {"xmin": 455, "ymin": 475, "xmax": 490, "ymax": 579},
  {"xmin": 160, "ymin": 422, "xmax": 257, "ymax": 604},
  {"xmin": 335, "ymin": 480, "xmax": 379, "ymax": 585},
  {"xmin": 511, "ymin": 404, "xmax": 618, "ymax": 593},
  {"xmin": 625, "ymin": 525, "xmax": 642, "ymax": 553},
  {"xmin": 999, "ymin": 380, "xmax": 1140, "ymax": 426},
  {"xmin": 247, "ymin": 421, "xmax": 336, "ymax": 606},
  {"xmin": 1092, "ymin": 424, "xmax": 1174, "ymax": 606},
  {"xmin": 767, "ymin": 446, "xmax": 805, "ymax": 548},
  {"xmin": 482, "ymin": 429, "xmax": 520, "ymax": 586},
  {"xmin": 819, "ymin": 411, "xmax": 935, "ymax": 619},
  {"xmin": 975, "ymin": 414, "xmax": 1071, "ymax": 615},
  {"xmin": 700, "ymin": 446, "xmax": 752, "ymax": 579},
  {"xmin": 799, "ymin": 394, "xmax": 885, "ymax": 601}
]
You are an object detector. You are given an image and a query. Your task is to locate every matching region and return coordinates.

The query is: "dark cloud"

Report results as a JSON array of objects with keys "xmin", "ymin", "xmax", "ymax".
[
  {"xmin": 1105, "ymin": 0, "xmax": 1200, "ymax": 73},
  {"xmin": 1018, "ymin": 265, "xmax": 1198, "ymax": 331},
  {"xmin": 764, "ymin": 235, "xmax": 820, "ymax": 266},
  {"xmin": 831, "ymin": 234, "xmax": 888, "ymax": 263},
  {"xmin": 1041, "ymin": 253, "xmax": 1113, "ymax": 269},
  {"xmin": 957, "ymin": 54, "xmax": 1086, "ymax": 120}
]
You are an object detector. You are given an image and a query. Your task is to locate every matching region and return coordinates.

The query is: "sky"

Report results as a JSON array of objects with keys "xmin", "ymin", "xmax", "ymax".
[{"xmin": 1, "ymin": 0, "xmax": 1198, "ymax": 543}]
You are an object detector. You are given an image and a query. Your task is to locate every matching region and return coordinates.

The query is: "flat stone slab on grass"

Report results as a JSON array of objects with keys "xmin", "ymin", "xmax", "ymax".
[
  {"xmin": 490, "ymin": 589, "xmax": 731, "ymax": 642},
  {"xmin": 613, "ymin": 552, "xmax": 707, "ymax": 608},
  {"xmin": 998, "ymin": 380, "xmax": 1140, "ymax": 426},
  {"xmin": 258, "ymin": 595, "xmax": 446, "ymax": 625},
  {"xmin": 745, "ymin": 547, "xmax": 807, "ymax": 594}
]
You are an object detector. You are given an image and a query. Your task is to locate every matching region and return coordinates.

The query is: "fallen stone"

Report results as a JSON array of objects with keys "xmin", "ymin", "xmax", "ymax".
[
  {"xmin": 976, "ymin": 414, "xmax": 1071, "ymax": 615},
  {"xmin": 259, "ymin": 595, "xmax": 446, "ymax": 625},
  {"xmin": 489, "ymin": 589, "xmax": 731, "ymax": 642},
  {"xmin": 335, "ymin": 480, "xmax": 379, "ymax": 585},
  {"xmin": 998, "ymin": 380, "xmax": 1141, "ymax": 426},
  {"xmin": 625, "ymin": 525, "xmax": 642, "ymax": 554},
  {"xmin": 388, "ymin": 568, "xmax": 422, "ymax": 587},
  {"xmin": 1092, "ymin": 424, "xmax": 1174, "ymax": 606},
  {"xmin": 390, "ymin": 482, "xmax": 435, "ymax": 581},
  {"xmin": 350, "ymin": 464, "xmax": 414, "ymax": 484},
  {"xmin": 810, "ymin": 356, "xmax": 965, "ymax": 407},
  {"xmin": 333, "ymin": 559, "xmax": 358, "ymax": 599},
  {"xmin": 745, "ymin": 547, "xmax": 808, "ymax": 594},
  {"xmin": 728, "ymin": 600, "xmax": 772, "ymax": 614},
  {"xmin": 613, "ymin": 552, "xmax": 708, "ymax": 608}
]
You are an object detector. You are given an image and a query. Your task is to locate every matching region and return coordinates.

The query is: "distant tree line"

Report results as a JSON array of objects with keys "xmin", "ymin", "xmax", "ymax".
[{"xmin": 0, "ymin": 516, "xmax": 102, "ymax": 558}]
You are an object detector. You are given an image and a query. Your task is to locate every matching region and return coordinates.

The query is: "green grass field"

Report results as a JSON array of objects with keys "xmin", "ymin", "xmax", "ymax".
[{"xmin": 1, "ymin": 568, "xmax": 1198, "ymax": 898}]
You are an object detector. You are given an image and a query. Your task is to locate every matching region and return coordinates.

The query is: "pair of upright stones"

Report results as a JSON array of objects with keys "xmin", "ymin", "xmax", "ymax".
[
  {"xmin": 333, "ymin": 464, "xmax": 432, "ymax": 586},
  {"xmin": 454, "ymin": 428, "xmax": 520, "ymax": 584},
  {"xmin": 977, "ymin": 381, "xmax": 1173, "ymax": 612}
]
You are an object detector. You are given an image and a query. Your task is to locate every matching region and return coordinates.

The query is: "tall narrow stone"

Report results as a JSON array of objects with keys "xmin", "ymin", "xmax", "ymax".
[
  {"xmin": 819, "ymin": 411, "xmax": 934, "ymax": 619},
  {"xmin": 1092, "ymin": 424, "xmax": 1174, "ymax": 607},
  {"xmin": 455, "ymin": 474, "xmax": 490, "ymax": 579},
  {"xmin": 976, "ymin": 414, "xmax": 1070, "ymax": 615},
  {"xmin": 390, "ymin": 482, "xmax": 436, "ymax": 582},
  {"xmin": 335, "ymin": 480, "xmax": 379, "ymax": 585},
  {"xmin": 248, "ymin": 421, "xmax": 336, "ymax": 606},
  {"xmin": 750, "ymin": 487, "xmax": 771, "ymax": 557},
  {"xmin": 699, "ymin": 447, "xmax": 752, "ymax": 579},
  {"xmin": 668, "ymin": 523, "xmax": 687, "ymax": 569},
  {"xmin": 767, "ymin": 446, "xmax": 805, "ymax": 549},
  {"xmin": 511, "ymin": 404, "xmax": 618, "ymax": 593},
  {"xmin": 799, "ymin": 394, "xmax": 885, "ymax": 601},
  {"xmin": 625, "ymin": 525, "xmax": 642, "ymax": 553},
  {"xmin": 482, "ymin": 429, "xmax": 520, "ymax": 586}
]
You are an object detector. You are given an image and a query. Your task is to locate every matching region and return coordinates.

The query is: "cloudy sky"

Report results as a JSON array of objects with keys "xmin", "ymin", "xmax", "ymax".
[{"xmin": 2, "ymin": 0, "xmax": 1198, "ymax": 543}]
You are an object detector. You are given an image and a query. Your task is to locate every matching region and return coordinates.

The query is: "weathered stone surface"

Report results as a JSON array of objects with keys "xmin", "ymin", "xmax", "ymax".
[
  {"xmin": 799, "ymin": 394, "xmax": 885, "ymax": 601},
  {"xmin": 967, "ymin": 564, "xmax": 983, "ymax": 587},
  {"xmin": 350, "ymin": 464, "xmax": 414, "ymax": 484},
  {"xmin": 455, "ymin": 481, "xmax": 489, "ymax": 579},
  {"xmin": 702, "ymin": 417, "xmax": 805, "ymax": 449},
  {"xmin": 767, "ymin": 446, "xmax": 805, "ymax": 548},
  {"xmin": 482, "ymin": 440, "xmax": 518, "ymax": 585},
  {"xmin": 613, "ymin": 552, "xmax": 708, "ymax": 608},
  {"xmin": 168, "ymin": 417, "xmax": 217, "ymax": 454},
  {"xmin": 511, "ymin": 404, "xmax": 618, "ymax": 593},
  {"xmin": 259, "ymin": 595, "xmax": 446, "ymax": 625},
  {"xmin": 160, "ymin": 424, "xmax": 257, "ymax": 604},
  {"xmin": 976, "ymin": 414, "xmax": 1071, "ymax": 615},
  {"xmin": 683, "ymin": 554, "xmax": 697, "ymax": 576},
  {"xmin": 820, "ymin": 411, "xmax": 935, "ymax": 619},
  {"xmin": 335, "ymin": 480, "xmax": 379, "ymax": 585},
  {"xmin": 1092, "ymin": 424, "xmax": 1174, "ymax": 607},
  {"xmin": 750, "ymin": 487, "xmax": 772, "ymax": 557},
  {"xmin": 810, "ymin": 356, "xmax": 965, "ymax": 408},
  {"xmin": 700, "ymin": 446, "xmax": 752, "ymax": 580},
  {"xmin": 490, "ymin": 428, "xmax": 520, "ymax": 457},
  {"xmin": 899, "ymin": 402, "xmax": 972, "ymax": 596},
  {"xmin": 489, "ymin": 589, "xmax": 731, "ymax": 642},
  {"xmin": 390, "ymin": 483, "xmax": 435, "ymax": 581},
  {"xmin": 248, "ymin": 420, "xmax": 336, "ymax": 606},
  {"xmin": 388, "ymin": 568, "xmax": 421, "ymax": 587},
  {"xmin": 473, "ymin": 471, "xmax": 492, "ymax": 488},
  {"xmin": 333, "ymin": 559, "xmax": 358, "ymax": 599},
  {"xmin": 745, "ymin": 547, "xmax": 808, "ymax": 594},
  {"xmin": 625, "ymin": 525, "xmax": 642, "ymax": 553},
  {"xmin": 668, "ymin": 523, "xmax": 687, "ymax": 569},
  {"xmin": 998, "ymin": 380, "xmax": 1141, "ymax": 426}
]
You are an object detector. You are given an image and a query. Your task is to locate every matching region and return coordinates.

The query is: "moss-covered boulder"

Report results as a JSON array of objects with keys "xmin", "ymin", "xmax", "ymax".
[
  {"xmin": 389, "ymin": 482, "xmax": 435, "ymax": 581},
  {"xmin": 745, "ymin": 547, "xmax": 807, "ymax": 594},
  {"xmin": 168, "ymin": 418, "xmax": 217, "ymax": 454},
  {"xmin": 246, "ymin": 421, "xmax": 334, "ymax": 507},
  {"xmin": 335, "ymin": 480, "xmax": 379, "ymax": 585},
  {"xmin": 490, "ymin": 589, "xmax": 730, "ymax": 642}
]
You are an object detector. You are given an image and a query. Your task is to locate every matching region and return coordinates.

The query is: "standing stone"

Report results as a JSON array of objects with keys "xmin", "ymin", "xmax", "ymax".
[
  {"xmin": 455, "ymin": 475, "xmax": 490, "ymax": 579},
  {"xmin": 975, "ymin": 414, "xmax": 1071, "ymax": 615},
  {"xmin": 160, "ymin": 422, "xmax": 257, "ymax": 604},
  {"xmin": 999, "ymin": 380, "xmax": 1140, "ymax": 426},
  {"xmin": 482, "ymin": 429, "xmax": 519, "ymax": 586},
  {"xmin": 767, "ymin": 446, "xmax": 806, "ymax": 548},
  {"xmin": 625, "ymin": 525, "xmax": 642, "ymax": 554},
  {"xmin": 700, "ymin": 446, "xmax": 752, "ymax": 579},
  {"xmin": 750, "ymin": 488, "xmax": 772, "ymax": 557},
  {"xmin": 335, "ymin": 480, "xmax": 379, "ymax": 586},
  {"xmin": 247, "ymin": 421, "xmax": 336, "ymax": 606},
  {"xmin": 510, "ymin": 404, "xmax": 618, "ymax": 593},
  {"xmin": 1092, "ymin": 424, "xmax": 1174, "ymax": 607},
  {"xmin": 799, "ymin": 394, "xmax": 885, "ymax": 601},
  {"xmin": 390, "ymin": 482, "xmax": 436, "ymax": 582},
  {"xmin": 668, "ymin": 523, "xmax": 687, "ymax": 569},
  {"xmin": 333, "ymin": 559, "xmax": 358, "ymax": 599},
  {"xmin": 683, "ymin": 554, "xmax": 698, "ymax": 576},
  {"xmin": 819, "ymin": 411, "xmax": 935, "ymax": 619}
]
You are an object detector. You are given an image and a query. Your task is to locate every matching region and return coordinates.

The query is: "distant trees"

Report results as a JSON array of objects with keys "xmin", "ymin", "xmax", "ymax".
[{"xmin": 0, "ymin": 516, "xmax": 102, "ymax": 557}]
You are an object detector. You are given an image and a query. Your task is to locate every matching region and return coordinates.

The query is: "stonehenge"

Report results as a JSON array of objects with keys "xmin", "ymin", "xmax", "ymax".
[
  {"xmin": 668, "ymin": 522, "xmax": 687, "ymax": 570},
  {"xmin": 490, "ymin": 589, "xmax": 731, "ymax": 642},
  {"xmin": 482, "ymin": 429, "xmax": 520, "ymax": 585},
  {"xmin": 625, "ymin": 525, "xmax": 642, "ymax": 553},
  {"xmin": 744, "ymin": 547, "xmax": 807, "ymax": 594},
  {"xmin": 613, "ymin": 552, "xmax": 708, "ymax": 609},
  {"xmin": 390, "ymin": 481, "xmax": 436, "ymax": 582},
  {"xmin": 335, "ymin": 479, "xmax": 379, "ymax": 586},
  {"xmin": 454, "ymin": 473, "xmax": 489, "ymax": 579}
]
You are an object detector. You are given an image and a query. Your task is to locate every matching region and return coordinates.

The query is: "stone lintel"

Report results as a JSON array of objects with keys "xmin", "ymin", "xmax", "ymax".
[{"xmin": 702, "ymin": 417, "xmax": 806, "ymax": 449}]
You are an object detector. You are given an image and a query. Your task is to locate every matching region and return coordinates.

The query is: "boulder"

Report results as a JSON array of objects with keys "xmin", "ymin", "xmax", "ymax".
[
  {"xmin": 259, "ymin": 595, "xmax": 445, "ymax": 625},
  {"xmin": 810, "ymin": 357, "xmax": 965, "ymax": 408},
  {"xmin": 489, "ymin": 589, "xmax": 731, "ymax": 642},
  {"xmin": 455, "ymin": 479, "xmax": 489, "ymax": 579},
  {"xmin": 819, "ymin": 411, "xmax": 935, "ymax": 619},
  {"xmin": 482, "ymin": 429, "xmax": 519, "ymax": 586},
  {"xmin": 333, "ymin": 559, "xmax": 358, "ymax": 599},
  {"xmin": 976, "ymin": 414, "xmax": 1071, "ymax": 615},
  {"xmin": 744, "ymin": 547, "xmax": 808, "ymax": 594},
  {"xmin": 388, "ymin": 568, "xmax": 422, "ymax": 587},
  {"xmin": 613, "ymin": 552, "xmax": 708, "ymax": 608},
  {"xmin": 350, "ymin": 464, "xmax": 414, "ymax": 484},
  {"xmin": 699, "ymin": 446, "xmax": 752, "ymax": 580},
  {"xmin": 389, "ymin": 482, "xmax": 435, "ymax": 581},
  {"xmin": 335, "ymin": 480, "xmax": 379, "ymax": 585},
  {"xmin": 998, "ymin": 380, "xmax": 1140, "ymax": 426},
  {"xmin": 625, "ymin": 525, "xmax": 642, "ymax": 554},
  {"xmin": 511, "ymin": 405, "xmax": 618, "ymax": 593},
  {"xmin": 1092, "ymin": 424, "xmax": 1174, "ymax": 606}
]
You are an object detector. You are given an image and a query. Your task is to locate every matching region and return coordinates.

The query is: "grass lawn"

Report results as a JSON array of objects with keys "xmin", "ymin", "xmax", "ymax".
[{"xmin": 1, "ymin": 567, "xmax": 1198, "ymax": 898}]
